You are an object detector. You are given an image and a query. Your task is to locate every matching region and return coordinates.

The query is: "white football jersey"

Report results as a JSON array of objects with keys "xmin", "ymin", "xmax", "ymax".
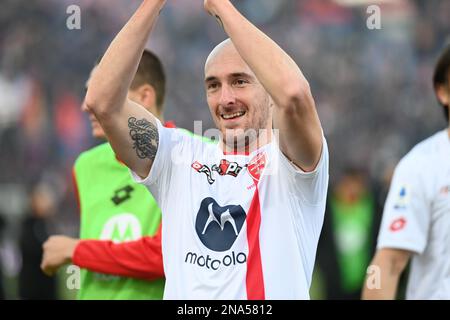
[
  {"xmin": 132, "ymin": 120, "xmax": 329, "ymax": 299},
  {"xmin": 377, "ymin": 130, "xmax": 450, "ymax": 299}
]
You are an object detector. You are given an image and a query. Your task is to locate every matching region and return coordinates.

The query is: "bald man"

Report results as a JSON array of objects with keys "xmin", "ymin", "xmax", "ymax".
[{"xmin": 81, "ymin": 0, "xmax": 329, "ymax": 299}]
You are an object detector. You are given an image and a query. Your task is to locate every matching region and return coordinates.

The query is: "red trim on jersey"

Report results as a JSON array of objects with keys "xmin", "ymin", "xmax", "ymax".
[
  {"xmin": 71, "ymin": 167, "xmax": 80, "ymax": 214},
  {"xmin": 73, "ymin": 225, "xmax": 164, "ymax": 281},
  {"xmin": 245, "ymin": 187, "xmax": 265, "ymax": 299},
  {"xmin": 164, "ymin": 120, "xmax": 176, "ymax": 128}
]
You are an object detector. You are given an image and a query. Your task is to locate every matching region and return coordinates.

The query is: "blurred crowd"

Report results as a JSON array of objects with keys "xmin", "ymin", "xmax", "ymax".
[{"xmin": 0, "ymin": 0, "xmax": 449, "ymax": 299}]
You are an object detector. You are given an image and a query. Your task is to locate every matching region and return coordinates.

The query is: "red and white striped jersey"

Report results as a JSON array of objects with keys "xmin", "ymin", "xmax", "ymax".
[{"xmin": 132, "ymin": 120, "xmax": 329, "ymax": 299}]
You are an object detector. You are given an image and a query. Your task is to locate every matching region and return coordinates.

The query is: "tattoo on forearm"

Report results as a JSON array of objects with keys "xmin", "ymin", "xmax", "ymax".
[{"xmin": 128, "ymin": 117, "xmax": 159, "ymax": 160}]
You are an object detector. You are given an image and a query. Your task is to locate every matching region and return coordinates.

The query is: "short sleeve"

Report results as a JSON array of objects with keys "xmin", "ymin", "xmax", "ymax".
[
  {"xmin": 129, "ymin": 119, "xmax": 186, "ymax": 203},
  {"xmin": 376, "ymin": 156, "xmax": 430, "ymax": 254},
  {"xmin": 278, "ymin": 135, "xmax": 329, "ymax": 206}
]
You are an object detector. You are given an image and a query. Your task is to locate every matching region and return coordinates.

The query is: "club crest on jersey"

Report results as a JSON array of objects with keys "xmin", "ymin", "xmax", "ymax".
[
  {"xmin": 192, "ymin": 160, "xmax": 243, "ymax": 184},
  {"xmin": 247, "ymin": 153, "xmax": 266, "ymax": 182}
]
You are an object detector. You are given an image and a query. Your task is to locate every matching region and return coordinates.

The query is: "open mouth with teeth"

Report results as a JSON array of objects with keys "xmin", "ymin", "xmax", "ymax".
[{"xmin": 221, "ymin": 111, "xmax": 246, "ymax": 120}]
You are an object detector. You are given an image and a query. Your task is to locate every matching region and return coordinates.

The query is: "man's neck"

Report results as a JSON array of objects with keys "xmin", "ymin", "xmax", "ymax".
[{"xmin": 221, "ymin": 130, "xmax": 273, "ymax": 155}]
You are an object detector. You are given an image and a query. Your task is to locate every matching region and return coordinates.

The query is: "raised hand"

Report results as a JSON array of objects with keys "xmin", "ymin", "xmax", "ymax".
[{"xmin": 204, "ymin": 0, "xmax": 229, "ymax": 27}]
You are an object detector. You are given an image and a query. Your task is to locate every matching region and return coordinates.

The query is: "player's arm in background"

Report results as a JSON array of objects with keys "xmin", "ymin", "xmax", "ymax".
[
  {"xmin": 84, "ymin": 0, "xmax": 166, "ymax": 178},
  {"xmin": 41, "ymin": 230, "xmax": 164, "ymax": 280},
  {"xmin": 204, "ymin": 0, "xmax": 322, "ymax": 171},
  {"xmin": 40, "ymin": 168, "xmax": 164, "ymax": 280},
  {"xmin": 362, "ymin": 155, "xmax": 429, "ymax": 299},
  {"xmin": 362, "ymin": 248, "xmax": 411, "ymax": 299}
]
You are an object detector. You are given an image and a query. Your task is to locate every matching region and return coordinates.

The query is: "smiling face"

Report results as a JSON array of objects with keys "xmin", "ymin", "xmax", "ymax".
[{"xmin": 204, "ymin": 40, "xmax": 273, "ymax": 150}]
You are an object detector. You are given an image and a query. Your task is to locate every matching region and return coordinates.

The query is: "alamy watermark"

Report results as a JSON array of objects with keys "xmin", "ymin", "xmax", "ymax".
[
  {"xmin": 366, "ymin": 5, "xmax": 381, "ymax": 30},
  {"xmin": 365, "ymin": 265, "xmax": 381, "ymax": 290},
  {"xmin": 66, "ymin": 265, "xmax": 80, "ymax": 290},
  {"xmin": 66, "ymin": 5, "xmax": 81, "ymax": 30}
]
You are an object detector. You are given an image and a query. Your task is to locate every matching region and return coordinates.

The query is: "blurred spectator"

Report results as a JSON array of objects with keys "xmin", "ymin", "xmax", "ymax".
[
  {"xmin": 18, "ymin": 181, "xmax": 58, "ymax": 300},
  {"xmin": 53, "ymin": 90, "xmax": 87, "ymax": 164},
  {"xmin": 0, "ymin": 214, "xmax": 5, "ymax": 300},
  {"xmin": 316, "ymin": 168, "xmax": 382, "ymax": 299}
]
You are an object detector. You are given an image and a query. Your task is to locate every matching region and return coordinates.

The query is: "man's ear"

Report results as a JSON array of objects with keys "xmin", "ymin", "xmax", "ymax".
[
  {"xmin": 137, "ymin": 84, "xmax": 157, "ymax": 110},
  {"xmin": 436, "ymin": 83, "xmax": 450, "ymax": 106}
]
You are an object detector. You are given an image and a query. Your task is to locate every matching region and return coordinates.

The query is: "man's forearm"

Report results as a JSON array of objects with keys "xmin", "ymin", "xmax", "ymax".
[
  {"xmin": 362, "ymin": 267, "xmax": 400, "ymax": 300},
  {"xmin": 362, "ymin": 249, "xmax": 410, "ymax": 300},
  {"xmin": 86, "ymin": 0, "xmax": 165, "ymax": 115},
  {"xmin": 208, "ymin": 0, "xmax": 308, "ymax": 108}
]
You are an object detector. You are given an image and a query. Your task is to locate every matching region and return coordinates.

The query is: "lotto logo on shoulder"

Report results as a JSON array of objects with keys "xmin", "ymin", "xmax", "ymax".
[{"xmin": 390, "ymin": 217, "xmax": 407, "ymax": 232}]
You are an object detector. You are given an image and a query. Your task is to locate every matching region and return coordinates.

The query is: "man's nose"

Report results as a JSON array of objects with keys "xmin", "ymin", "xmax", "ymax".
[{"xmin": 219, "ymin": 85, "xmax": 236, "ymax": 106}]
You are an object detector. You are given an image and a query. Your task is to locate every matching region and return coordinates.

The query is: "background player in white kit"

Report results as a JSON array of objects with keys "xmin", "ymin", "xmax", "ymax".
[
  {"xmin": 363, "ymin": 44, "xmax": 450, "ymax": 300},
  {"xmin": 83, "ymin": 0, "xmax": 328, "ymax": 299}
]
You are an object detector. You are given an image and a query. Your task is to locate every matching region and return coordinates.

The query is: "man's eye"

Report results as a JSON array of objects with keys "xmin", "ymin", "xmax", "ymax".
[
  {"xmin": 234, "ymin": 79, "xmax": 247, "ymax": 86},
  {"xmin": 208, "ymin": 83, "xmax": 218, "ymax": 90}
]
